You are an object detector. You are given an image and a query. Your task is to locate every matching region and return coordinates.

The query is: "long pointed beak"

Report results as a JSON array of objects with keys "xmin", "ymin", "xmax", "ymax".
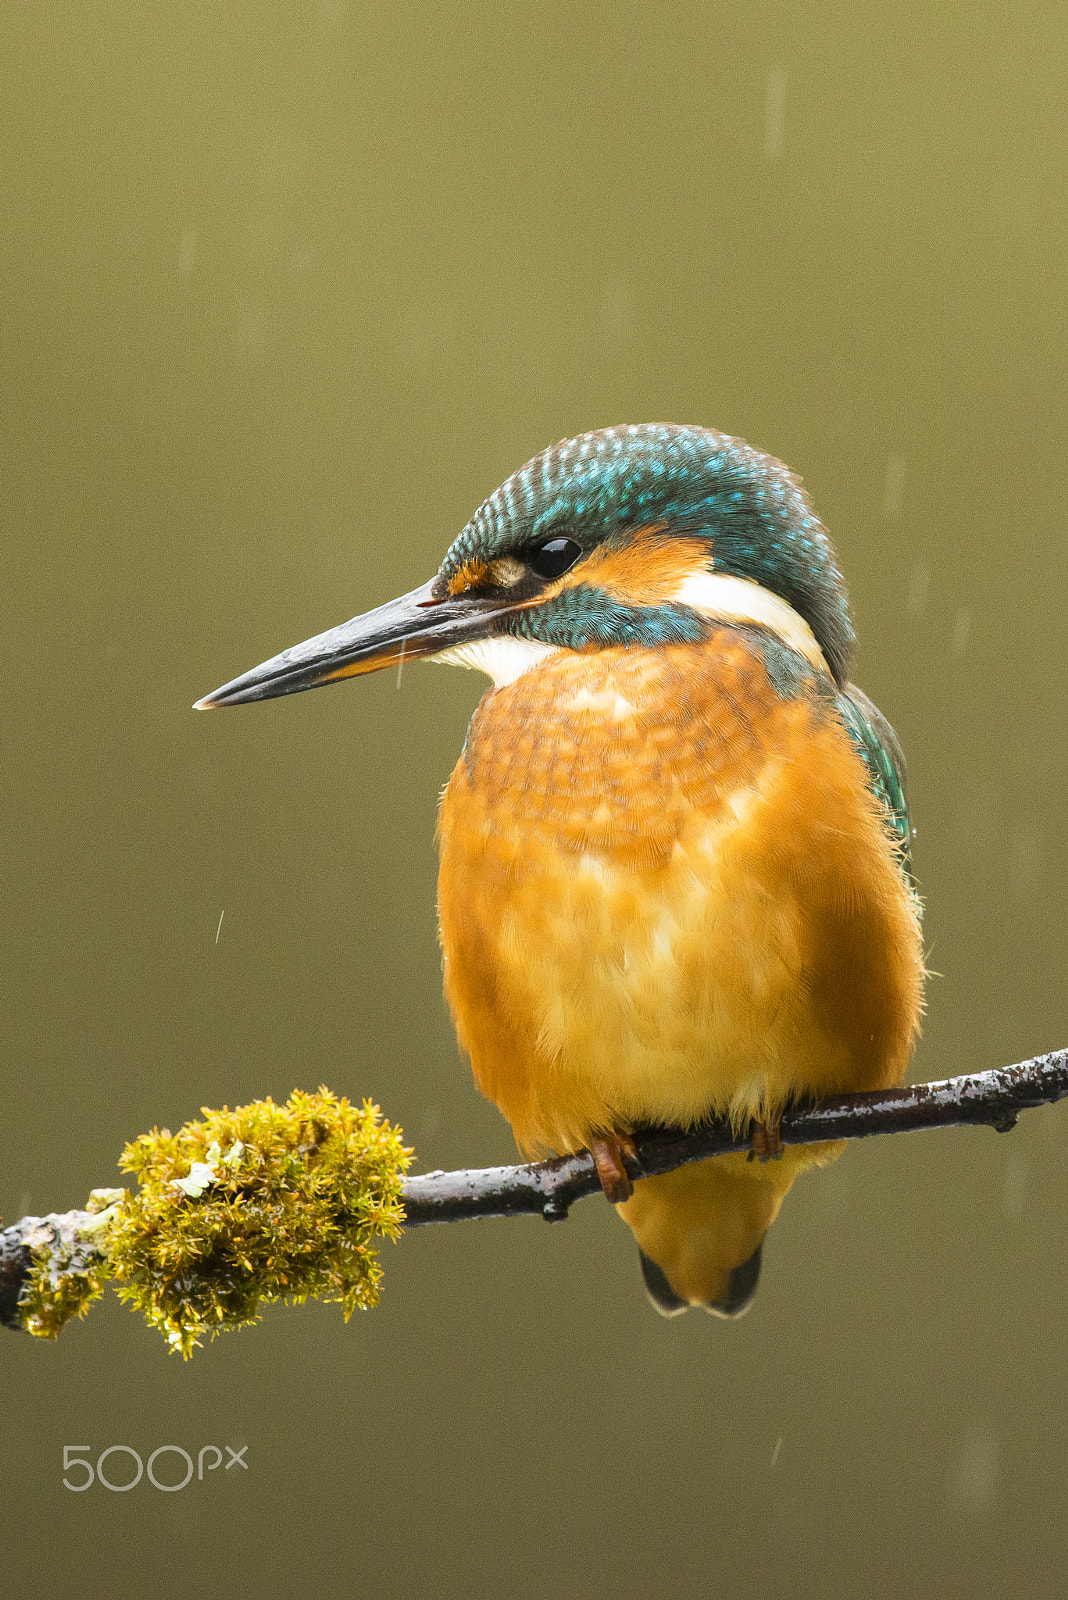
[{"xmin": 195, "ymin": 576, "xmax": 514, "ymax": 709}]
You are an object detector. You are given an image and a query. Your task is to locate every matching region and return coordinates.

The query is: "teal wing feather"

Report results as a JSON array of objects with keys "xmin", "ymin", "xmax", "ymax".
[{"xmin": 835, "ymin": 684, "xmax": 917, "ymax": 893}]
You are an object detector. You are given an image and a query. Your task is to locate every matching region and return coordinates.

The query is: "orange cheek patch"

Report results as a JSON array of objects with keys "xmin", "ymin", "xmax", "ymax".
[{"xmin": 557, "ymin": 529, "xmax": 711, "ymax": 608}]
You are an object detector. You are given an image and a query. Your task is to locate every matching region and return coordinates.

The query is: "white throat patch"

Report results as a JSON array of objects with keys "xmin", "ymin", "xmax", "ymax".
[
  {"xmin": 430, "ymin": 635, "xmax": 559, "ymax": 688},
  {"xmin": 674, "ymin": 571, "xmax": 829, "ymax": 675}
]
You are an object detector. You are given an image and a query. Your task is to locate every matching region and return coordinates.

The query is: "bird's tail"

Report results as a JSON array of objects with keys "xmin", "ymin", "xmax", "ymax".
[{"xmin": 617, "ymin": 1147, "xmax": 837, "ymax": 1316}]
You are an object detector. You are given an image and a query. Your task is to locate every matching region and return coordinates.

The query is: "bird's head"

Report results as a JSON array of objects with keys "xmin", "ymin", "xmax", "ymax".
[{"xmin": 196, "ymin": 424, "xmax": 854, "ymax": 709}]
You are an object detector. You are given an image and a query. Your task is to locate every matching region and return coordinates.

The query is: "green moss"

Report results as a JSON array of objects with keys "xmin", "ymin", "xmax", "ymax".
[
  {"xmin": 113, "ymin": 1088, "xmax": 411, "ymax": 1356},
  {"xmin": 23, "ymin": 1259, "xmax": 107, "ymax": 1338},
  {"xmin": 22, "ymin": 1088, "xmax": 411, "ymax": 1356}
]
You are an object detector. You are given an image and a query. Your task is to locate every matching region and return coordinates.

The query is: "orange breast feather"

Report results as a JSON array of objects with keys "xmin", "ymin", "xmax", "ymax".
[{"xmin": 436, "ymin": 631, "xmax": 923, "ymax": 1159}]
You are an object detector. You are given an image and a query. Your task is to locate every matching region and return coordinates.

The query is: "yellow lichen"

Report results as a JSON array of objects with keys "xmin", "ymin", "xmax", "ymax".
[{"xmin": 21, "ymin": 1088, "xmax": 411, "ymax": 1356}]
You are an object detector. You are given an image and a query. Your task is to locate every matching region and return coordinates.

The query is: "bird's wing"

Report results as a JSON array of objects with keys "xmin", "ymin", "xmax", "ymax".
[{"xmin": 835, "ymin": 683, "xmax": 915, "ymax": 885}]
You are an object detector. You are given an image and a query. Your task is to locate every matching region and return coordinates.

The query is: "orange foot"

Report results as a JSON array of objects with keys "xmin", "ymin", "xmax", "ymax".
[
  {"xmin": 749, "ymin": 1115, "xmax": 783, "ymax": 1164},
  {"xmin": 589, "ymin": 1132, "xmax": 639, "ymax": 1204}
]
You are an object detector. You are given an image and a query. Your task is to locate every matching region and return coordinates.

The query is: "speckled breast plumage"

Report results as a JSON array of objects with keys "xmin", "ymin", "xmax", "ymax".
[{"xmin": 437, "ymin": 627, "xmax": 923, "ymax": 1159}]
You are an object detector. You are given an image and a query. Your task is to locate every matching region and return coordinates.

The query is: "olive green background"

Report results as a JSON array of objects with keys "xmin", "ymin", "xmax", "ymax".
[{"xmin": 3, "ymin": 3, "xmax": 1066, "ymax": 1595}]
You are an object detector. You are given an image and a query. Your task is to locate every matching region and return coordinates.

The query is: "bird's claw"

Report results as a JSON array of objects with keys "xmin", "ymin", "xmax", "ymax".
[
  {"xmin": 749, "ymin": 1116, "xmax": 783, "ymax": 1163},
  {"xmin": 589, "ymin": 1132, "xmax": 639, "ymax": 1204}
]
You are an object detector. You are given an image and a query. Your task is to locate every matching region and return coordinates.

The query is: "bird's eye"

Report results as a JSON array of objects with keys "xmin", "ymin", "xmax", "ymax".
[{"xmin": 531, "ymin": 537, "xmax": 582, "ymax": 580}]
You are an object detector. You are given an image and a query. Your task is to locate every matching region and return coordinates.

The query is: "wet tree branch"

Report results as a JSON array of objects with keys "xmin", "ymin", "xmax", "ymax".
[
  {"xmin": 2, "ymin": 1048, "xmax": 1066, "ymax": 1333},
  {"xmin": 400, "ymin": 1048, "xmax": 1068, "ymax": 1226}
]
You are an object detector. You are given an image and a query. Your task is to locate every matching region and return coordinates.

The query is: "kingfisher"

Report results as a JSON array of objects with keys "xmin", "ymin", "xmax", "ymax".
[{"xmin": 197, "ymin": 424, "xmax": 924, "ymax": 1317}]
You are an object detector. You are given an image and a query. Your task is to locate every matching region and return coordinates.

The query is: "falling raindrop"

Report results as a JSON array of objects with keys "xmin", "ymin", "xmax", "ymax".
[
  {"xmin": 1001, "ymin": 1150, "xmax": 1028, "ymax": 1218},
  {"xmin": 600, "ymin": 279, "xmax": 636, "ymax": 344},
  {"xmin": 178, "ymin": 228, "xmax": 198, "ymax": 279},
  {"xmin": 317, "ymin": 0, "xmax": 346, "ymax": 33},
  {"xmin": 1008, "ymin": 821, "xmax": 1043, "ymax": 899},
  {"xmin": 951, "ymin": 608, "xmax": 971, "ymax": 658},
  {"xmin": 764, "ymin": 68, "xmax": 788, "ymax": 160},
  {"xmin": 952, "ymin": 611, "xmax": 972, "ymax": 662},
  {"xmin": 908, "ymin": 560, "xmax": 930, "ymax": 615},
  {"xmin": 883, "ymin": 453, "xmax": 906, "ymax": 519},
  {"xmin": 950, "ymin": 1426, "xmax": 999, "ymax": 1508},
  {"xmin": 421, "ymin": 1106, "xmax": 441, "ymax": 1139}
]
